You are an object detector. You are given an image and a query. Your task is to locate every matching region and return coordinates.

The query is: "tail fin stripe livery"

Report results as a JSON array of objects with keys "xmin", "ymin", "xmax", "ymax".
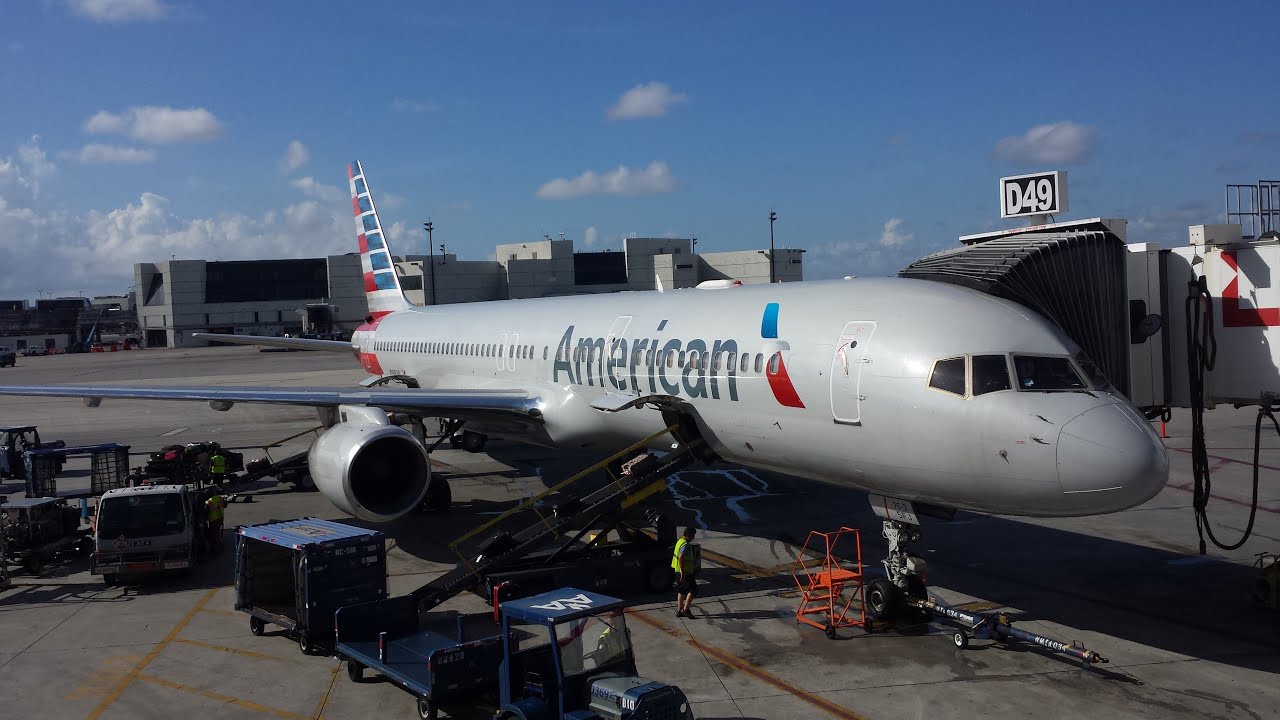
[{"xmin": 347, "ymin": 160, "xmax": 413, "ymax": 320}]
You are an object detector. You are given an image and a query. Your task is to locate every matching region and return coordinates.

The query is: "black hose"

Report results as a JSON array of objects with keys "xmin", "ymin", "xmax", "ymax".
[{"xmin": 1185, "ymin": 276, "xmax": 1263, "ymax": 553}]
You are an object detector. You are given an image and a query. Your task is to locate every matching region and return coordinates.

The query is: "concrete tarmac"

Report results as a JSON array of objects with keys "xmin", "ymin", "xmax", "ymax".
[{"xmin": 0, "ymin": 346, "xmax": 1277, "ymax": 720}]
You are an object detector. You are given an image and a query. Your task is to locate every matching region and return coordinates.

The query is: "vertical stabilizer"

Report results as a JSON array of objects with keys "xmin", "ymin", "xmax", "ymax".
[{"xmin": 348, "ymin": 161, "xmax": 413, "ymax": 319}]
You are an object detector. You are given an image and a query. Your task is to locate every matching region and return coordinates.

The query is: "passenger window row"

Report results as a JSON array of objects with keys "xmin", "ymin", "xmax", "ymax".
[{"xmin": 372, "ymin": 339, "xmax": 547, "ymax": 360}]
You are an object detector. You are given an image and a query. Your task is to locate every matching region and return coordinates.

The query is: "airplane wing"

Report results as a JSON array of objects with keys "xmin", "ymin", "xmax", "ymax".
[
  {"xmin": 191, "ymin": 332, "xmax": 356, "ymax": 354},
  {"xmin": 0, "ymin": 385, "xmax": 543, "ymax": 421}
]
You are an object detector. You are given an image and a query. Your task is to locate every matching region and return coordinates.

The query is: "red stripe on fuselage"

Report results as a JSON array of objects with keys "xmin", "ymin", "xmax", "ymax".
[
  {"xmin": 360, "ymin": 351, "xmax": 383, "ymax": 375},
  {"xmin": 766, "ymin": 355, "xmax": 805, "ymax": 408}
]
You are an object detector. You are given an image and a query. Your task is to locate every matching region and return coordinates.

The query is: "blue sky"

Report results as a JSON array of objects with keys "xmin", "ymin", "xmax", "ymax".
[{"xmin": 2, "ymin": 0, "xmax": 1278, "ymax": 298}]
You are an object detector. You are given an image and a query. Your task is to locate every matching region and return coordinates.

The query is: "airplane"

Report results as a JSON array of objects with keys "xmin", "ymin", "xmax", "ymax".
[{"xmin": 0, "ymin": 161, "xmax": 1168, "ymax": 614}]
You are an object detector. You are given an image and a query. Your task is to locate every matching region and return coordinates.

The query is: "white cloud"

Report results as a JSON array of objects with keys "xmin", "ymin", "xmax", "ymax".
[
  {"xmin": 85, "ymin": 106, "xmax": 224, "ymax": 144},
  {"xmin": 378, "ymin": 192, "xmax": 406, "ymax": 210},
  {"xmin": 290, "ymin": 176, "xmax": 346, "ymax": 204},
  {"xmin": 536, "ymin": 161, "xmax": 678, "ymax": 199},
  {"xmin": 1, "ymin": 136, "xmax": 55, "ymax": 199},
  {"xmin": 879, "ymin": 217, "xmax": 911, "ymax": 247},
  {"xmin": 607, "ymin": 82, "xmax": 687, "ymax": 120},
  {"xmin": 992, "ymin": 121, "xmax": 1096, "ymax": 166},
  {"xmin": 584, "ymin": 225, "xmax": 599, "ymax": 247},
  {"xmin": 61, "ymin": 143, "xmax": 156, "ymax": 165},
  {"xmin": 391, "ymin": 98, "xmax": 440, "ymax": 113},
  {"xmin": 280, "ymin": 140, "xmax": 308, "ymax": 172},
  {"xmin": 0, "ymin": 140, "xmax": 359, "ymax": 298},
  {"xmin": 69, "ymin": 0, "xmax": 168, "ymax": 22}
]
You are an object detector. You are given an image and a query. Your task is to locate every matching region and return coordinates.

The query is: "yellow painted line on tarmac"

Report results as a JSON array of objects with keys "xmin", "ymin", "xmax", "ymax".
[
  {"xmin": 629, "ymin": 610, "xmax": 869, "ymax": 720},
  {"xmin": 135, "ymin": 673, "xmax": 310, "ymax": 719},
  {"xmin": 311, "ymin": 664, "xmax": 342, "ymax": 719},
  {"xmin": 172, "ymin": 637, "xmax": 302, "ymax": 665},
  {"xmin": 86, "ymin": 588, "xmax": 217, "ymax": 720}
]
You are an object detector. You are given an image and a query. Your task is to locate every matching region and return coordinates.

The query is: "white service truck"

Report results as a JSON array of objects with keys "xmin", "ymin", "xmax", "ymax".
[{"xmin": 91, "ymin": 484, "xmax": 213, "ymax": 584}]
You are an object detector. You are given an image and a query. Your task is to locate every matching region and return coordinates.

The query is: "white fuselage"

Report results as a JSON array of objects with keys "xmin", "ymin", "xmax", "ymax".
[{"xmin": 351, "ymin": 277, "xmax": 1168, "ymax": 517}]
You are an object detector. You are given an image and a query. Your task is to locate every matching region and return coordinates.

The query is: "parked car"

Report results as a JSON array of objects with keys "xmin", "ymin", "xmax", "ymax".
[
  {"xmin": 0, "ymin": 347, "xmax": 14, "ymax": 367},
  {"xmin": 21, "ymin": 347, "xmax": 46, "ymax": 357}
]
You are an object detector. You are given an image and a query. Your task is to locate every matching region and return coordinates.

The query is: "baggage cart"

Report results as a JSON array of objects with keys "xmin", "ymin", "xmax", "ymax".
[{"xmin": 234, "ymin": 518, "xmax": 386, "ymax": 654}]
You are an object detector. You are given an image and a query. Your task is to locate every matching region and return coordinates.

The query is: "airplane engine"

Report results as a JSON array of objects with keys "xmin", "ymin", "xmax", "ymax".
[{"xmin": 308, "ymin": 420, "xmax": 430, "ymax": 522}]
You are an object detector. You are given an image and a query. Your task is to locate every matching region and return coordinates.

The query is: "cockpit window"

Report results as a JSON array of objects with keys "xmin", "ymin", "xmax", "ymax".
[
  {"xmin": 928, "ymin": 357, "xmax": 966, "ymax": 396},
  {"xmin": 972, "ymin": 354, "xmax": 1012, "ymax": 395},
  {"xmin": 1013, "ymin": 355, "xmax": 1086, "ymax": 391},
  {"xmin": 1074, "ymin": 353, "xmax": 1110, "ymax": 389}
]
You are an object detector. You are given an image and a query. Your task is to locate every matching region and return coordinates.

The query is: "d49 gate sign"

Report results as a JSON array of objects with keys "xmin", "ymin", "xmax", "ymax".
[{"xmin": 1000, "ymin": 171, "xmax": 1068, "ymax": 219}]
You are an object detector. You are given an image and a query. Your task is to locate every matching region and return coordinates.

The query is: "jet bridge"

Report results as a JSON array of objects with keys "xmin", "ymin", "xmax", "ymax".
[{"xmin": 901, "ymin": 221, "xmax": 1132, "ymax": 398}]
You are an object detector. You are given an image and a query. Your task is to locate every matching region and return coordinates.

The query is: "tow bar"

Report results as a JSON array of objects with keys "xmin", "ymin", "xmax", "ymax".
[{"xmin": 907, "ymin": 597, "xmax": 1109, "ymax": 666}]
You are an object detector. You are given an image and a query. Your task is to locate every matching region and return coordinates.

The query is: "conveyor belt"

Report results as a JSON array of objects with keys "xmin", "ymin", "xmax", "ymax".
[
  {"xmin": 900, "ymin": 230, "xmax": 1131, "ymax": 397},
  {"xmin": 410, "ymin": 427, "xmax": 700, "ymax": 612}
]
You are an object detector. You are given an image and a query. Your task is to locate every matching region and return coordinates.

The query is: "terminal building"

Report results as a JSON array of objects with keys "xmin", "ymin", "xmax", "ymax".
[
  {"xmin": 134, "ymin": 237, "xmax": 804, "ymax": 348},
  {"xmin": 0, "ymin": 296, "xmax": 137, "ymax": 353}
]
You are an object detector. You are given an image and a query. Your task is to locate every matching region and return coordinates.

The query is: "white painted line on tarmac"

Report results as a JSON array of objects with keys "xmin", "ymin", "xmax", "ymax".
[{"xmin": 160, "ymin": 427, "xmax": 189, "ymax": 437}]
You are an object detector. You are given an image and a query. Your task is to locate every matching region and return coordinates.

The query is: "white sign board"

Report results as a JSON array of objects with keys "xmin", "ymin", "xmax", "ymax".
[{"xmin": 1000, "ymin": 171, "xmax": 1068, "ymax": 219}]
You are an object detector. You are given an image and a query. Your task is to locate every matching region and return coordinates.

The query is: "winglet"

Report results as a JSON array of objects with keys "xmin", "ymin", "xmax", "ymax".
[{"xmin": 349, "ymin": 161, "xmax": 414, "ymax": 319}]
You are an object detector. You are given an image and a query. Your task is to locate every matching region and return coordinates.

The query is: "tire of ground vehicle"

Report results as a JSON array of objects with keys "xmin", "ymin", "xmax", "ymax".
[
  {"xmin": 250, "ymin": 617, "xmax": 265, "ymax": 636},
  {"xmin": 646, "ymin": 562, "xmax": 674, "ymax": 593},
  {"xmin": 103, "ymin": 573, "xmax": 118, "ymax": 586},
  {"xmin": 298, "ymin": 634, "xmax": 314, "ymax": 655},
  {"xmin": 346, "ymin": 660, "xmax": 363, "ymax": 682},
  {"xmin": 460, "ymin": 431, "xmax": 487, "ymax": 453},
  {"xmin": 416, "ymin": 697, "xmax": 437, "ymax": 720}
]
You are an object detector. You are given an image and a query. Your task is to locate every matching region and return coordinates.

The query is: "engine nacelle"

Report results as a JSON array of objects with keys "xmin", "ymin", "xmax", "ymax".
[{"xmin": 308, "ymin": 414, "xmax": 430, "ymax": 522}]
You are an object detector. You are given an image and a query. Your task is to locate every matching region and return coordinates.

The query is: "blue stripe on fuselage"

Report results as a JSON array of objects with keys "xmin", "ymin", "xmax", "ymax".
[{"xmin": 761, "ymin": 303, "xmax": 779, "ymax": 339}]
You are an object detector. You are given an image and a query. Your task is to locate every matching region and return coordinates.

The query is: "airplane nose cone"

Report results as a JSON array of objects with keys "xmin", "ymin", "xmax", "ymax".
[{"xmin": 1057, "ymin": 404, "xmax": 1169, "ymax": 509}]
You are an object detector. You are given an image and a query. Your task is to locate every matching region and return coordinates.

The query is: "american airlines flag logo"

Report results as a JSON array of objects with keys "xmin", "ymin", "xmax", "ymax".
[{"xmin": 348, "ymin": 161, "xmax": 402, "ymax": 318}]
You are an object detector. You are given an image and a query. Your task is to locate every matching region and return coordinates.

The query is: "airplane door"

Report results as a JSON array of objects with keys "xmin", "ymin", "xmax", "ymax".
[
  {"xmin": 830, "ymin": 321, "xmax": 875, "ymax": 424},
  {"xmin": 604, "ymin": 315, "xmax": 633, "ymax": 392}
]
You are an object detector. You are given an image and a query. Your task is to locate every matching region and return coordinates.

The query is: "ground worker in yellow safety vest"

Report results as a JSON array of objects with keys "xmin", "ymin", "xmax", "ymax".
[
  {"xmin": 672, "ymin": 526, "xmax": 698, "ymax": 619},
  {"xmin": 205, "ymin": 493, "xmax": 226, "ymax": 550},
  {"xmin": 209, "ymin": 450, "xmax": 227, "ymax": 485}
]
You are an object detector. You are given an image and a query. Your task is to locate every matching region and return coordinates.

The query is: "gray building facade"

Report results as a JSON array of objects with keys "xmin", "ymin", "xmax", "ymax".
[{"xmin": 135, "ymin": 237, "xmax": 804, "ymax": 348}]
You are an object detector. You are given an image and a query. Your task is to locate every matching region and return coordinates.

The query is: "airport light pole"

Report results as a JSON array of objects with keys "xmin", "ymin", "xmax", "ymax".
[
  {"xmin": 768, "ymin": 211, "xmax": 777, "ymax": 284},
  {"xmin": 423, "ymin": 221, "xmax": 438, "ymax": 306}
]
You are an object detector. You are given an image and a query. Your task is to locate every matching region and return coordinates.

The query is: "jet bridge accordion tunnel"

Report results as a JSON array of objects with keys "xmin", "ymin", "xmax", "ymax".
[{"xmin": 900, "ymin": 230, "xmax": 1132, "ymax": 399}]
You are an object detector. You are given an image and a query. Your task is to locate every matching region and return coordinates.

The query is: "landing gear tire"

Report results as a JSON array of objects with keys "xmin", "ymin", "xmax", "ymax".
[
  {"xmin": 866, "ymin": 578, "xmax": 898, "ymax": 622},
  {"xmin": 250, "ymin": 617, "xmax": 265, "ymax": 636},
  {"xmin": 292, "ymin": 472, "xmax": 316, "ymax": 492},
  {"xmin": 416, "ymin": 697, "xmax": 437, "ymax": 720},
  {"xmin": 460, "ymin": 431, "xmax": 487, "ymax": 454},
  {"xmin": 347, "ymin": 660, "xmax": 363, "ymax": 682},
  {"xmin": 423, "ymin": 478, "xmax": 452, "ymax": 512},
  {"xmin": 952, "ymin": 631, "xmax": 969, "ymax": 649},
  {"xmin": 448, "ymin": 434, "xmax": 463, "ymax": 450}
]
